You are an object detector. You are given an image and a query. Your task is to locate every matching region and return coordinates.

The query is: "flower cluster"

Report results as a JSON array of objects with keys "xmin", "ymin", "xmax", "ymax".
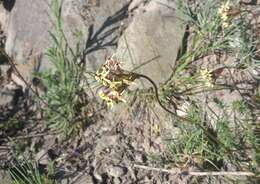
[
  {"xmin": 218, "ymin": 1, "xmax": 231, "ymax": 28},
  {"xmin": 95, "ymin": 55, "xmax": 138, "ymax": 107},
  {"xmin": 200, "ymin": 69, "xmax": 214, "ymax": 88}
]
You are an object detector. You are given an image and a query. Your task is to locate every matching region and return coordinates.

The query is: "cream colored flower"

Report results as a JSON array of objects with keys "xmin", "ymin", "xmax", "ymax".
[
  {"xmin": 98, "ymin": 87, "xmax": 127, "ymax": 108},
  {"xmin": 218, "ymin": 1, "xmax": 231, "ymax": 28},
  {"xmin": 98, "ymin": 90, "xmax": 114, "ymax": 108},
  {"xmin": 218, "ymin": 1, "xmax": 230, "ymax": 15},
  {"xmin": 95, "ymin": 55, "xmax": 138, "ymax": 107},
  {"xmin": 151, "ymin": 123, "xmax": 161, "ymax": 136},
  {"xmin": 222, "ymin": 22, "xmax": 229, "ymax": 28},
  {"xmin": 200, "ymin": 69, "xmax": 214, "ymax": 88},
  {"xmin": 95, "ymin": 66, "xmax": 111, "ymax": 86}
]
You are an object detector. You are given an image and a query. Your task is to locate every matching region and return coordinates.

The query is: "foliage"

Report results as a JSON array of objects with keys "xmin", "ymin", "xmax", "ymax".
[
  {"xmin": 166, "ymin": 0, "xmax": 259, "ymax": 94},
  {"xmin": 153, "ymin": 0, "xmax": 260, "ymax": 176},
  {"xmin": 39, "ymin": 0, "xmax": 89, "ymax": 135},
  {"xmin": 9, "ymin": 160, "xmax": 55, "ymax": 184}
]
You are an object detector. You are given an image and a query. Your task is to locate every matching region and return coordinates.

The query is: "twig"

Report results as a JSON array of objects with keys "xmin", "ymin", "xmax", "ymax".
[
  {"xmin": 0, "ymin": 146, "xmax": 11, "ymax": 150},
  {"xmin": 12, "ymin": 131, "xmax": 60, "ymax": 139},
  {"xmin": 133, "ymin": 164, "xmax": 256, "ymax": 177},
  {"xmin": 0, "ymin": 131, "xmax": 61, "ymax": 141},
  {"xmin": 137, "ymin": 74, "xmax": 232, "ymax": 153}
]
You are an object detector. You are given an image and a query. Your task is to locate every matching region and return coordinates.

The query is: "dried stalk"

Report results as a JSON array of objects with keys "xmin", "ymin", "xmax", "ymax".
[{"xmin": 133, "ymin": 164, "xmax": 255, "ymax": 177}]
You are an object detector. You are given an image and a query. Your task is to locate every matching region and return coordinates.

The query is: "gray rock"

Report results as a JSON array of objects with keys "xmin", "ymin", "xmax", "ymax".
[
  {"xmin": 2, "ymin": 0, "xmax": 129, "ymax": 80},
  {"xmin": 106, "ymin": 165, "xmax": 126, "ymax": 178},
  {"xmin": 0, "ymin": 2, "xmax": 8, "ymax": 32},
  {"xmin": 82, "ymin": 0, "xmax": 129, "ymax": 71},
  {"xmin": 3, "ymin": 0, "xmax": 88, "ymax": 77},
  {"xmin": 128, "ymin": 0, "xmax": 144, "ymax": 12},
  {"xmin": 0, "ymin": 87, "xmax": 15, "ymax": 106},
  {"xmin": 35, "ymin": 149, "xmax": 49, "ymax": 165},
  {"xmin": 61, "ymin": 178, "xmax": 69, "ymax": 184},
  {"xmin": 0, "ymin": 65, "xmax": 10, "ymax": 77},
  {"xmin": 4, "ymin": 0, "xmax": 51, "ymax": 75},
  {"xmin": 73, "ymin": 174, "xmax": 93, "ymax": 184},
  {"xmin": 1, "ymin": 0, "xmax": 184, "ymax": 88},
  {"xmin": 115, "ymin": 0, "xmax": 185, "ymax": 87},
  {"xmin": 113, "ymin": 178, "xmax": 122, "ymax": 184}
]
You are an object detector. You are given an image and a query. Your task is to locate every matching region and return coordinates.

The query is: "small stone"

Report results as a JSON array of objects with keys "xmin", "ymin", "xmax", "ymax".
[
  {"xmin": 61, "ymin": 178, "xmax": 69, "ymax": 184},
  {"xmin": 0, "ymin": 65, "xmax": 10, "ymax": 76},
  {"xmin": 0, "ymin": 84, "xmax": 23, "ymax": 106},
  {"xmin": 0, "ymin": 87, "xmax": 15, "ymax": 106},
  {"xmin": 106, "ymin": 165, "xmax": 127, "ymax": 178},
  {"xmin": 35, "ymin": 149, "xmax": 49, "ymax": 165},
  {"xmin": 74, "ymin": 175, "xmax": 93, "ymax": 184},
  {"xmin": 135, "ymin": 152, "xmax": 146, "ymax": 163},
  {"xmin": 113, "ymin": 177, "xmax": 122, "ymax": 184},
  {"xmin": 250, "ymin": 67, "xmax": 260, "ymax": 79}
]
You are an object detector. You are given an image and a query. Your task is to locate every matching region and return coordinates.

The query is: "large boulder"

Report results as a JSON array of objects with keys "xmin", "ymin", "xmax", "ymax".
[
  {"xmin": 81, "ymin": 0, "xmax": 129, "ymax": 71},
  {"xmin": 1, "ymin": 0, "xmax": 128, "ymax": 82},
  {"xmin": 1, "ymin": 0, "xmax": 185, "ymax": 88},
  {"xmin": 3, "ymin": 0, "xmax": 52, "ymax": 80},
  {"xmin": 115, "ymin": 0, "xmax": 185, "ymax": 87}
]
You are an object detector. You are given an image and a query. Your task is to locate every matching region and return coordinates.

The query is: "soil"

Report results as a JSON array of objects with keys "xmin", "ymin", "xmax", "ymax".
[{"xmin": 0, "ymin": 1, "xmax": 260, "ymax": 184}]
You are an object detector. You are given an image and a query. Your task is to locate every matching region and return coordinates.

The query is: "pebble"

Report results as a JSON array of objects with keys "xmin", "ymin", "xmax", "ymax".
[{"xmin": 107, "ymin": 165, "xmax": 127, "ymax": 178}]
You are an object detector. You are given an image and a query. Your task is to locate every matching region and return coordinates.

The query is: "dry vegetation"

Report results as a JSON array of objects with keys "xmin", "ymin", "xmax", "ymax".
[{"xmin": 0, "ymin": 0, "xmax": 259, "ymax": 183}]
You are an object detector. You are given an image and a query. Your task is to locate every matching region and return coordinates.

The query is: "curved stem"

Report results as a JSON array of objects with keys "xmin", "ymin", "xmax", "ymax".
[{"xmin": 136, "ymin": 73, "xmax": 233, "ymax": 154}]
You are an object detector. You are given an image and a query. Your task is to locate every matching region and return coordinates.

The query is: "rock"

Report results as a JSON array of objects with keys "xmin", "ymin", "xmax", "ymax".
[
  {"xmin": 135, "ymin": 152, "xmax": 146, "ymax": 163},
  {"xmin": 82, "ymin": 0, "xmax": 129, "ymax": 71},
  {"xmin": 113, "ymin": 178, "xmax": 122, "ymax": 184},
  {"xmin": 128, "ymin": 0, "xmax": 144, "ymax": 11},
  {"xmin": 0, "ymin": 85, "xmax": 22, "ymax": 106},
  {"xmin": 0, "ymin": 64, "xmax": 10, "ymax": 79},
  {"xmin": 115, "ymin": 0, "xmax": 185, "ymax": 88},
  {"xmin": 35, "ymin": 149, "xmax": 49, "ymax": 166},
  {"xmin": 1, "ymin": 0, "xmax": 129, "ymax": 81},
  {"xmin": 106, "ymin": 165, "xmax": 126, "ymax": 178},
  {"xmin": 73, "ymin": 174, "xmax": 93, "ymax": 184},
  {"xmin": 3, "ymin": 0, "xmax": 88, "ymax": 79},
  {"xmin": 61, "ymin": 178, "xmax": 69, "ymax": 184},
  {"xmin": 4, "ymin": 0, "xmax": 51, "ymax": 76},
  {"xmin": 0, "ymin": 2, "xmax": 8, "ymax": 31}
]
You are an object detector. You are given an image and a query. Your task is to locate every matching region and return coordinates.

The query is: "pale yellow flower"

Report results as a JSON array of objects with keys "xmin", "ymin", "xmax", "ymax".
[
  {"xmin": 218, "ymin": 1, "xmax": 230, "ymax": 14},
  {"xmin": 95, "ymin": 66, "xmax": 111, "ymax": 86},
  {"xmin": 221, "ymin": 13, "xmax": 228, "ymax": 22},
  {"xmin": 152, "ymin": 123, "xmax": 161, "ymax": 136},
  {"xmin": 110, "ymin": 90, "xmax": 126, "ymax": 103},
  {"xmin": 98, "ymin": 90, "xmax": 114, "ymax": 108},
  {"xmin": 109, "ymin": 80, "xmax": 124, "ymax": 90},
  {"xmin": 200, "ymin": 69, "xmax": 214, "ymax": 88},
  {"xmin": 222, "ymin": 22, "xmax": 229, "ymax": 28},
  {"xmin": 218, "ymin": 1, "xmax": 231, "ymax": 28},
  {"xmin": 95, "ymin": 55, "xmax": 137, "ymax": 107}
]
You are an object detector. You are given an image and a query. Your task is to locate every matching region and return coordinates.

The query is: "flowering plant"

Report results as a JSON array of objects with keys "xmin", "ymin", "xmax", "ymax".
[{"xmin": 95, "ymin": 55, "xmax": 139, "ymax": 107}]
